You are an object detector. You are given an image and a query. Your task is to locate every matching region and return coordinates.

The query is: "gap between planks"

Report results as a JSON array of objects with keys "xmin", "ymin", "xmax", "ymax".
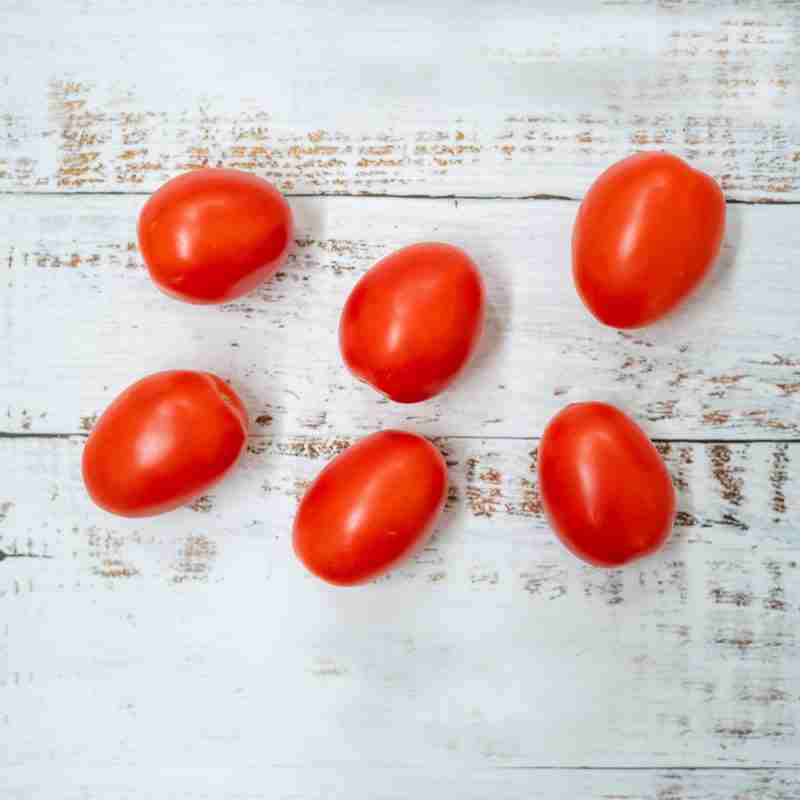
[
  {"xmin": 2, "ymin": 190, "xmax": 799, "ymax": 206},
  {"xmin": 489, "ymin": 765, "xmax": 800, "ymax": 772},
  {"xmin": 1, "ymin": 431, "xmax": 799, "ymax": 445}
]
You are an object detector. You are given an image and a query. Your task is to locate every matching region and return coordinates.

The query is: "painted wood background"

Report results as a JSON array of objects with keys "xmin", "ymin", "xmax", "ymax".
[{"xmin": 2, "ymin": 1, "xmax": 799, "ymax": 798}]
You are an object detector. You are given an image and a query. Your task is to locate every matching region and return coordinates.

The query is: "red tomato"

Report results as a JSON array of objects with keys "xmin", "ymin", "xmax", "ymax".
[
  {"xmin": 82, "ymin": 371, "xmax": 248, "ymax": 517},
  {"xmin": 293, "ymin": 431, "xmax": 448, "ymax": 585},
  {"xmin": 339, "ymin": 243, "xmax": 485, "ymax": 403},
  {"xmin": 573, "ymin": 152, "xmax": 725, "ymax": 328},
  {"xmin": 138, "ymin": 168, "xmax": 293, "ymax": 304},
  {"xmin": 538, "ymin": 402, "xmax": 675, "ymax": 567}
]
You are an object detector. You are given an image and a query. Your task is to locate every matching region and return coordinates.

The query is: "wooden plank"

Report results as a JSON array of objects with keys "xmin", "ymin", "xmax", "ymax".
[
  {"xmin": 2, "ymin": 435, "xmax": 799, "ymax": 768},
  {"xmin": 1, "ymin": 0, "xmax": 798, "ymax": 200},
  {"xmin": 2, "ymin": 195, "xmax": 800, "ymax": 439},
  {"xmin": 4, "ymin": 767, "xmax": 800, "ymax": 800}
]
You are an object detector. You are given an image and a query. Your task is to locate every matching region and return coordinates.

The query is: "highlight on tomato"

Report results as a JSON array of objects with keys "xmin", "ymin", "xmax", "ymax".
[
  {"xmin": 138, "ymin": 168, "xmax": 294, "ymax": 304},
  {"xmin": 293, "ymin": 430, "xmax": 448, "ymax": 585},
  {"xmin": 339, "ymin": 242, "xmax": 485, "ymax": 403},
  {"xmin": 572, "ymin": 152, "xmax": 725, "ymax": 328},
  {"xmin": 538, "ymin": 402, "xmax": 676, "ymax": 567},
  {"xmin": 82, "ymin": 370, "xmax": 248, "ymax": 517}
]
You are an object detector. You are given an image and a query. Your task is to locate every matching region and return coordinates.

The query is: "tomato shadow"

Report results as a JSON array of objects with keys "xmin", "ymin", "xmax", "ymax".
[
  {"xmin": 663, "ymin": 445, "xmax": 696, "ymax": 559},
  {"xmin": 396, "ymin": 436, "xmax": 466, "ymax": 575},
  {"xmin": 428, "ymin": 487, "xmax": 463, "ymax": 551},
  {"xmin": 652, "ymin": 201, "xmax": 743, "ymax": 331},
  {"xmin": 286, "ymin": 195, "xmax": 322, "ymax": 251},
  {"xmin": 457, "ymin": 261, "xmax": 511, "ymax": 389}
]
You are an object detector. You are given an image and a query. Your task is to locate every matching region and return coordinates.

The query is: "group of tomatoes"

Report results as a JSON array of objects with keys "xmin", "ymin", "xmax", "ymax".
[{"xmin": 82, "ymin": 153, "xmax": 726, "ymax": 585}]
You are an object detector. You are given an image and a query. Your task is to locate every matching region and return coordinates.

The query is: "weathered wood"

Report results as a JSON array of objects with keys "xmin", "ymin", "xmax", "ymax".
[
  {"xmin": 2, "ymin": 435, "xmax": 799, "ymax": 769},
  {"xmin": 2, "ymin": 195, "xmax": 799, "ymax": 439},
  {"xmin": 3, "ymin": 0, "xmax": 800, "ymax": 789},
  {"xmin": 2, "ymin": 1, "xmax": 798, "ymax": 200},
  {"xmin": 4, "ymin": 766, "xmax": 800, "ymax": 800}
]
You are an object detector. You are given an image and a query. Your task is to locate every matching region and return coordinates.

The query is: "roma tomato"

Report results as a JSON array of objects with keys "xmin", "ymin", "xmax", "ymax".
[
  {"xmin": 138, "ymin": 168, "xmax": 293, "ymax": 303},
  {"xmin": 573, "ymin": 152, "xmax": 725, "ymax": 328},
  {"xmin": 538, "ymin": 402, "xmax": 675, "ymax": 567},
  {"xmin": 293, "ymin": 431, "xmax": 447, "ymax": 585},
  {"xmin": 339, "ymin": 243, "xmax": 485, "ymax": 403},
  {"xmin": 82, "ymin": 371, "xmax": 248, "ymax": 517}
]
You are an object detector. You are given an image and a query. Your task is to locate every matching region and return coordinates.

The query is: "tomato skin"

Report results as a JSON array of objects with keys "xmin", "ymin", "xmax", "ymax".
[
  {"xmin": 82, "ymin": 371, "xmax": 248, "ymax": 517},
  {"xmin": 293, "ymin": 431, "xmax": 448, "ymax": 585},
  {"xmin": 538, "ymin": 403, "xmax": 675, "ymax": 567},
  {"xmin": 339, "ymin": 243, "xmax": 485, "ymax": 403},
  {"xmin": 138, "ymin": 168, "xmax": 293, "ymax": 304},
  {"xmin": 573, "ymin": 152, "xmax": 725, "ymax": 328}
]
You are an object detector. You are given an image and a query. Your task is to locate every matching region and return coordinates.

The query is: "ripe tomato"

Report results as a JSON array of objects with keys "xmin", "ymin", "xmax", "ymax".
[
  {"xmin": 293, "ymin": 431, "xmax": 448, "ymax": 585},
  {"xmin": 538, "ymin": 402, "xmax": 675, "ymax": 567},
  {"xmin": 82, "ymin": 371, "xmax": 248, "ymax": 517},
  {"xmin": 572, "ymin": 152, "xmax": 725, "ymax": 328},
  {"xmin": 339, "ymin": 243, "xmax": 485, "ymax": 403},
  {"xmin": 138, "ymin": 168, "xmax": 293, "ymax": 304}
]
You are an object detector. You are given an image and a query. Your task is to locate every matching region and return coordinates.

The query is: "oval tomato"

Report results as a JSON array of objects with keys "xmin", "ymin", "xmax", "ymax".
[
  {"xmin": 573, "ymin": 152, "xmax": 725, "ymax": 328},
  {"xmin": 138, "ymin": 168, "xmax": 293, "ymax": 304},
  {"xmin": 339, "ymin": 242, "xmax": 485, "ymax": 403},
  {"xmin": 293, "ymin": 431, "xmax": 448, "ymax": 585},
  {"xmin": 538, "ymin": 402, "xmax": 675, "ymax": 567},
  {"xmin": 82, "ymin": 371, "xmax": 248, "ymax": 517}
]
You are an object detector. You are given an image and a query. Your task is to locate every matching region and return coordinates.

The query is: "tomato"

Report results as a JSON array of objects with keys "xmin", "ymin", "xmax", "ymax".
[
  {"xmin": 82, "ymin": 371, "xmax": 248, "ymax": 517},
  {"xmin": 538, "ymin": 402, "xmax": 675, "ymax": 567},
  {"xmin": 138, "ymin": 168, "xmax": 293, "ymax": 304},
  {"xmin": 572, "ymin": 152, "xmax": 725, "ymax": 328},
  {"xmin": 293, "ymin": 431, "xmax": 448, "ymax": 585},
  {"xmin": 339, "ymin": 243, "xmax": 485, "ymax": 403}
]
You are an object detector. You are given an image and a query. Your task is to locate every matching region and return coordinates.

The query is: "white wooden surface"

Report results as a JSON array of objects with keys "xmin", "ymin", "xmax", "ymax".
[
  {"xmin": 2, "ymin": 0, "xmax": 799, "ymax": 201},
  {"xmin": 2, "ymin": 1, "xmax": 800, "ymax": 798},
  {"xmin": 3, "ymin": 196, "xmax": 800, "ymax": 440},
  {"xmin": 5, "ymin": 768, "xmax": 800, "ymax": 800}
]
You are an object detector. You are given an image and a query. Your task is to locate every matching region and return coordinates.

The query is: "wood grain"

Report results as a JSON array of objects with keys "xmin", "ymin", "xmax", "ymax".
[
  {"xmin": 1, "ymin": 0, "xmax": 798, "ymax": 200},
  {"xmin": 4, "ymin": 766, "xmax": 800, "ymax": 800},
  {"xmin": 2, "ymin": 194, "xmax": 800, "ymax": 439},
  {"xmin": 3, "ymin": 0, "xmax": 800, "ymax": 792},
  {"xmin": 2, "ymin": 435, "xmax": 799, "ymax": 769}
]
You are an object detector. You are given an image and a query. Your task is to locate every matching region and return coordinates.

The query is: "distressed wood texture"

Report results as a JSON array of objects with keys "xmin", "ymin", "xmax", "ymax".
[
  {"xmin": 2, "ymin": 435, "xmax": 800, "ymax": 771},
  {"xmin": 1, "ymin": 0, "xmax": 799, "ymax": 200},
  {"xmin": 2, "ymin": 194, "xmax": 800, "ymax": 439},
  {"xmin": 3, "ymin": 0, "xmax": 800, "ymax": 795},
  {"xmin": 4, "ymin": 768, "xmax": 800, "ymax": 800}
]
